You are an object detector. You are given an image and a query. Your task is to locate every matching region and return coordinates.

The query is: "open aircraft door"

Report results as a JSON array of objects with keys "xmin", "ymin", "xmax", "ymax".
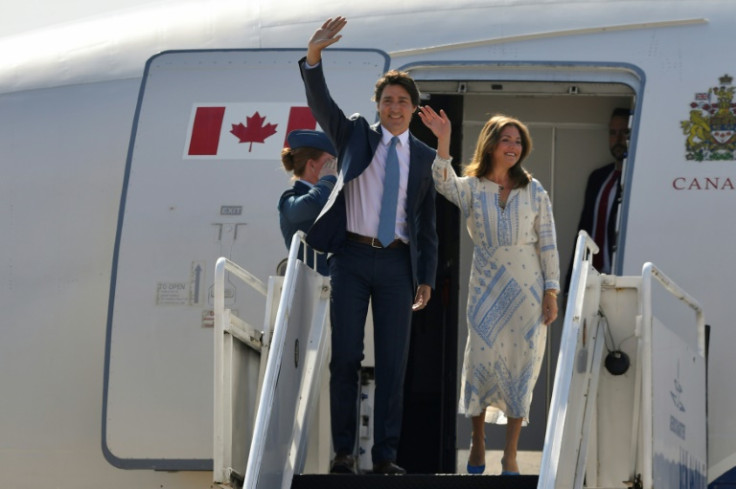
[{"xmin": 102, "ymin": 48, "xmax": 389, "ymax": 470}]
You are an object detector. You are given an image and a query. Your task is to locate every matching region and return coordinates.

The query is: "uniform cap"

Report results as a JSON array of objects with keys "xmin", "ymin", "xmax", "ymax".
[{"xmin": 286, "ymin": 130, "xmax": 336, "ymax": 156}]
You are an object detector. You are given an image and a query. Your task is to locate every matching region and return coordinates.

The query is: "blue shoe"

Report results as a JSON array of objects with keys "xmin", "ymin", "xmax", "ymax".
[
  {"xmin": 467, "ymin": 462, "xmax": 485, "ymax": 474},
  {"xmin": 466, "ymin": 436, "xmax": 485, "ymax": 474},
  {"xmin": 501, "ymin": 470, "xmax": 520, "ymax": 476}
]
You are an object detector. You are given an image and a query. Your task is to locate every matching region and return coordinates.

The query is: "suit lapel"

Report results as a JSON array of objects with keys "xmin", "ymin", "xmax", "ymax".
[
  {"xmin": 314, "ymin": 121, "xmax": 381, "ymax": 223},
  {"xmin": 405, "ymin": 134, "xmax": 421, "ymax": 214}
]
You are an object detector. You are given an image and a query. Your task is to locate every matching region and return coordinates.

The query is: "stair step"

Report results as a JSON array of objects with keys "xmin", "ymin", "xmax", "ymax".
[{"xmin": 292, "ymin": 474, "xmax": 539, "ymax": 489}]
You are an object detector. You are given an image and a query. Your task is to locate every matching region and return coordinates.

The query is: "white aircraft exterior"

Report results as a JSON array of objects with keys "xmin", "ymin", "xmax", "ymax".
[{"xmin": 1, "ymin": 1, "xmax": 735, "ymax": 488}]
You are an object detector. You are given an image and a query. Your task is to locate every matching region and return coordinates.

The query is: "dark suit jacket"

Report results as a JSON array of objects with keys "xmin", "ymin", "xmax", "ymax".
[
  {"xmin": 578, "ymin": 162, "xmax": 620, "ymax": 260},
  {"xmin": 299, "ymin": 58, "xmax": 438, "ymax": 289},
  {"xmin": 565, "ymin": 162, "xmax": 620, "ymax": 288}
]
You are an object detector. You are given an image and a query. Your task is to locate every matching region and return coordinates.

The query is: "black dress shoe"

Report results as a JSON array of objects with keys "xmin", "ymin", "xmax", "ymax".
[
  {"xmin": 330, "ymin": 453, "xmax": 357, "ymax": 474},
  {"xmin": 372, "ymin": 461, "xmax": 406, "ymax": 475}
]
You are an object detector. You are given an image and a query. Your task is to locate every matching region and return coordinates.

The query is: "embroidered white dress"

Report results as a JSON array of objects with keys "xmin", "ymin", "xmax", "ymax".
[{"xmin": 432, "ymin": 156, "xmax": 560, "ymax": 423}]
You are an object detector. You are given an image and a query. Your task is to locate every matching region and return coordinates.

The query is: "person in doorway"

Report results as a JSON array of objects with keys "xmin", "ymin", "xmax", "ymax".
[
  {"xmin": 418, "ymin": 105, "xmax": 560, "ymax": 475},
  {"xmin": 277, "ymin": 129, "xmax": 337, "ymax": 276},
  {"xmin": 300, "ymin": 17, "xmax": 438, "ymax": 475},
  {"xmin": 567, "ymin": 107, "xmax": 630, "ymax": 285}
]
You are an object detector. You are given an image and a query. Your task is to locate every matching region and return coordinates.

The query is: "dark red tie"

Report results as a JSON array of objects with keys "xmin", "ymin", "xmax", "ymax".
[{"xmin": 593, "ymin": 171, "xmax": 620, "ymax": 271}]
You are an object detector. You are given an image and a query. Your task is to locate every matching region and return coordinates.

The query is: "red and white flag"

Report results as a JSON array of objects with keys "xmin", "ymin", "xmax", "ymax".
[{"xmin": 184, "ymin": 103, "xmax": 318, "ymax": 159}]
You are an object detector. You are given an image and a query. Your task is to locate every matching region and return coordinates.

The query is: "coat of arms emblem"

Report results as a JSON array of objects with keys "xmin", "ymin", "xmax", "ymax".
[{"xmin": 681, "ymin": 74, "xmax": 736, "ymax": 161}]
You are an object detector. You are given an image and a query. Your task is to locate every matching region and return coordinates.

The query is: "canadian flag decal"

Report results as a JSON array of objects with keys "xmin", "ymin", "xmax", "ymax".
[
  {"xmin": 188, "ymin": 107, "xmax": 226, "ymax": 156},
  {"xmin": 185, "ymin": 103, "xmax": 317, "ymax": 159}
]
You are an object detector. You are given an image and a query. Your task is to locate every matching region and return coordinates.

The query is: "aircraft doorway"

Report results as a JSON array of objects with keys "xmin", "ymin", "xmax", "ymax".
[{"xmin": 401, "ymin": 80, "xmax": 635, "ymax": 474}]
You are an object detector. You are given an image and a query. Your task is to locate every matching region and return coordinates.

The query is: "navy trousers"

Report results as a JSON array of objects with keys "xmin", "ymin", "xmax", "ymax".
[{"xmin": 328, "ymin": 240, "xmax": 414, "ymax": 464}]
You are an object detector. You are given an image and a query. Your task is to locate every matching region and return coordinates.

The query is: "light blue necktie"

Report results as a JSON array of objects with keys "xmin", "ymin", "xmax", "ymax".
[{"xmin": 377, "ymin": 136, "xmax": 400, "ymax": 247}]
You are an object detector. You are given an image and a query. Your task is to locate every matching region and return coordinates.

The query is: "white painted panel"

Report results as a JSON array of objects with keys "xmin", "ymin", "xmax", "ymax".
[{"xmin": 652, "ymin": 318, "xmax": 707, "ymax": 488}]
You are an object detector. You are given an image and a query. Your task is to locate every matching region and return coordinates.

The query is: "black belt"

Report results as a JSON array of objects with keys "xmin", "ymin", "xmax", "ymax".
[{"xmin": 346, "ymin": 231, "xmax": 406, "ymax": 249}]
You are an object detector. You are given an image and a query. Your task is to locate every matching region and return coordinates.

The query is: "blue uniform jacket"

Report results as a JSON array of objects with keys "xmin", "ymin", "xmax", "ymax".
[{"xmin": 278, "ymin": 176, "xmax": 336, "ymax": 275}]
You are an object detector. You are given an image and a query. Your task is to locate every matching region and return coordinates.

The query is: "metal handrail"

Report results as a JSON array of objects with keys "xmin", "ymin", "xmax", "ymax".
[
  {"xmin": 242, "ymin": 230, "xmax": 324, "ymax": 489},
  {"xmin": 213, "ymin": 256, "xmax": 268, "ymax": 483},
  {"xmin": 538, "ymin": 230, "xmax": 599, "ymax": 489},
  {"xmin": 539, "ymin": 233, "xmax": 706, "ymax": 489},
  {"xmin": 213, "ymin": 231, "xmax": 323, "ymax": 484}
]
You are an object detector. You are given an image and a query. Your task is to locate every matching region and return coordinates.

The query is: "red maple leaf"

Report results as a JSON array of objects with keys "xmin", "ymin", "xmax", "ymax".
[{"xmin": 230, "ymin": 111, "xmax": 278, "ymax": 151}]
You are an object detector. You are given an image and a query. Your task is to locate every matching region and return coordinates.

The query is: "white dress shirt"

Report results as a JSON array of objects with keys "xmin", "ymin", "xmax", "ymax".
[{"xmin": 345, "ymin": 128, "xmax": 410, "ymax": 243}]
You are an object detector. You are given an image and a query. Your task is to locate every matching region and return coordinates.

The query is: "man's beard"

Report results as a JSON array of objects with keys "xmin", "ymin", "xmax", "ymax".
[{"xmin": 610, "ymin": 143, "xmax": 627, "ymax": 162}]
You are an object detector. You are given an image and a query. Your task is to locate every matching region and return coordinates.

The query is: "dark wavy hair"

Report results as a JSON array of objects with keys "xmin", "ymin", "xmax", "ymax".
[{"xmin": 373, "ymin": 70, "xmax": 420, "ymax": 107}]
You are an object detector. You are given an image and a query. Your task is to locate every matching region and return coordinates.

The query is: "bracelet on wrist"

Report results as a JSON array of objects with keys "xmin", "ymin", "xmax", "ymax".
[{"xmin": 545, "ymin": 290, "xmax": 558, "ymax": 298}]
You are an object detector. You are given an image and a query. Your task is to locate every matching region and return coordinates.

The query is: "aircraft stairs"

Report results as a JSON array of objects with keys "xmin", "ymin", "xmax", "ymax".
[{"xmin": 213, "ymin": 231, "xmax": 706, "ymax": 489}]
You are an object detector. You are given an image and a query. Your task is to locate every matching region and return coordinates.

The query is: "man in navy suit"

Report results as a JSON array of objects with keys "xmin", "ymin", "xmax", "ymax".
[
  {"xmin": 566, "ymin": 107, "xmax": 630, "ymax": 288},
  {"xmin": 300, "ymin": 17, "xmax": 438, "ymax": 475}
]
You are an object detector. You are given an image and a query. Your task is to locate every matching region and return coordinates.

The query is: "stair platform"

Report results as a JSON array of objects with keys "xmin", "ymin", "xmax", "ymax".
[{"xmin": 292, "ymin": 474, "xmax": 538, "ymax": 489}]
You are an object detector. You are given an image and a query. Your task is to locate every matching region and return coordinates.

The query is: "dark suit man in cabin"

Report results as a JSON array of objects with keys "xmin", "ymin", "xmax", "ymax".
[{"xmin": 567, "ymin": 107, "xmax": 630, "ymax": 288}]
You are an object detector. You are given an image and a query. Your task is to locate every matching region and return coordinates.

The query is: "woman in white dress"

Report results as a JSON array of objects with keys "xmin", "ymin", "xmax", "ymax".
[{"xmin": 419, "ymin": 106, "xmax": 560, "ymax": 475}]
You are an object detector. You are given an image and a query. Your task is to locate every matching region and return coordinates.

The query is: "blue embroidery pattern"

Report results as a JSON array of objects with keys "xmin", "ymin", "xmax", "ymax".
[{"xmin": 432, "ymin": 157, "xmax": 560, "ymax": 422}]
